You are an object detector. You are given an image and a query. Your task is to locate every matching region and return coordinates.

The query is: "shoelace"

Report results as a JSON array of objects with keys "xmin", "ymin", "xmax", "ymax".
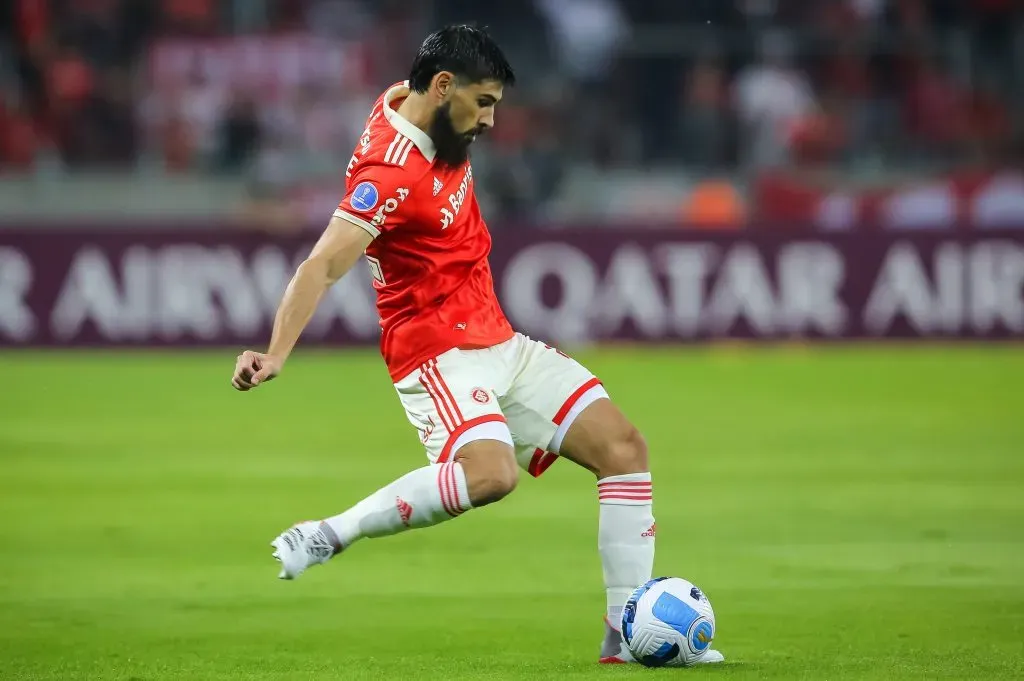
[
  {"xmin": 303, "ymin": 529, "xmax": 335, "ymax": 562},
  {"xmin": 279, "ymin": 525, "xmax": 333, "ymax": 563}
]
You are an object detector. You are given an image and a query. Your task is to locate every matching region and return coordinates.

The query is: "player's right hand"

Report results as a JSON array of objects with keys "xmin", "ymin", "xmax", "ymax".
[{"xmin": 232, "ymin": 351, "xmax": 282, "ymax": 391}]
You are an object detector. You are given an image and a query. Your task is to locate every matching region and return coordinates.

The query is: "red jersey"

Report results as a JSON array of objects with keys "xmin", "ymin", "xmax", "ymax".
[{"xmin": 335, "ymin": 81, "xmax": 514, "ymax": 381}]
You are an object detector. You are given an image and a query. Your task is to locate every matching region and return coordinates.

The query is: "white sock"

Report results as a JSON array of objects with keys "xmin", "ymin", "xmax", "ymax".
[
  {"xmin": 598, "ymin": 472, "xmax": 655, "ymax": 627},
  {"xmin": 323, "ymin": 462, "xmax": 472, "ymax": 549}
]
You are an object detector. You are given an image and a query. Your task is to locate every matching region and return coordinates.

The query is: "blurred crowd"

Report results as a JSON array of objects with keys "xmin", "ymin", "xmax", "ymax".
[{"xmin": 1, "ymin": 0, "xmax": 1022, "ymax": 227}]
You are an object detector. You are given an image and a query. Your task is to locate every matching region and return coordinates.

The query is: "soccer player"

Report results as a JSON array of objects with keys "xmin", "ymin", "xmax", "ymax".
[{"xmin": 230, "ymin": 25, "xmax": 723, "ymax": 665}]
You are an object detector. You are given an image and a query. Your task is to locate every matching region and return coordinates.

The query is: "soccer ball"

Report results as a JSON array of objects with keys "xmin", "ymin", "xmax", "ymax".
[{"xmin": 620, "ymin": 577, "xmax": 716, "ymax": 667}]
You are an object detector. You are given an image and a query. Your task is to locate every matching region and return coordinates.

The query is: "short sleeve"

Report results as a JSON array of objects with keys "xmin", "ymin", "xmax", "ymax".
[{"xmin": 334, "ymin": 164, "xmax": 413, "ymax": 238}]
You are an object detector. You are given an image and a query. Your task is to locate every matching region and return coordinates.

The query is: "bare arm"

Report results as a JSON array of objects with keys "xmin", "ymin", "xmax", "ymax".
[
  {"xmin": 232, "ymin": 216, "xmax": 373, "ymax": 390},
  {"xmin": 266, "ymin": 216, "xmax": 373, "ymax": 360}
]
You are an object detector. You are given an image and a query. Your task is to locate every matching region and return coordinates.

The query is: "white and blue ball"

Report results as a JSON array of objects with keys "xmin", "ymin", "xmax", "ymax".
[{"xmin": 621, "ymin": 577, "xmax": 716, "ymax": 667}]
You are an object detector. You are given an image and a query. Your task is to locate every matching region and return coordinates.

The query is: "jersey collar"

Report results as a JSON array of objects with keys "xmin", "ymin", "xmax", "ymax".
[{"xmin": 383, "ymin": 81, "xmax": 438, "ymax": 163}]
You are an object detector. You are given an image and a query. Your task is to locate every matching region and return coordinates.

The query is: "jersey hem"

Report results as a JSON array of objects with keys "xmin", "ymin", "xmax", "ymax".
[{"xmin": 386, "ymin": 329, "xmax": 516, "ymax": 384}]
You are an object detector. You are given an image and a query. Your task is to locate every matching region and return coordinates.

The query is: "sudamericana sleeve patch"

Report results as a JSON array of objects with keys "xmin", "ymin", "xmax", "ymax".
[{"xmin": 349, "ymin": 182, "xmax": 380, "ymax": 212}]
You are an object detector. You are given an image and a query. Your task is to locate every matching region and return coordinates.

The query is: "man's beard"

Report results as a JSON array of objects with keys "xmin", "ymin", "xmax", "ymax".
[{"xmin": 429, "ymin": 102, "xmax": 484, "ymax": 169}]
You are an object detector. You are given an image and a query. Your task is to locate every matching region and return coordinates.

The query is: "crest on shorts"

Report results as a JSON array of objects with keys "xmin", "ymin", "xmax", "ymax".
[{"xmin": 471, "ymin": 388, "xmax": 491, "ymax": 404}]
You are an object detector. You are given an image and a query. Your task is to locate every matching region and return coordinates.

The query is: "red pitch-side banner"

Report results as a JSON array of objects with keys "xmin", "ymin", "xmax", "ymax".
[
  {"xmin": 0, "ymin": 228, "xmax": 1022, "ymax": 347},
  {"xmin": 755, "ymin": 169, "xmax": 1024, "ymax": 231}
]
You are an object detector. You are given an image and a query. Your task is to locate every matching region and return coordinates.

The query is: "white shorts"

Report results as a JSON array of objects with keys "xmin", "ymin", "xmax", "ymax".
[{"xmin": 394, "ymin": 333, "xmax": 608, "ymax": 477}]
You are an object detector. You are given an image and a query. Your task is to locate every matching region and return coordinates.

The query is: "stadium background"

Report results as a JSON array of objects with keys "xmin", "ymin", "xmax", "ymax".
[{"xmin": 2, "ymin": 1, "xmax": 1022, "ymax": 679}]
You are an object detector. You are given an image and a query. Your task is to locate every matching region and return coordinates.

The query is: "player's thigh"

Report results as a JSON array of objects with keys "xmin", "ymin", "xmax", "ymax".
[
  {"xmin": 498, "ymin": 335, "xmax": 621, "ymax": 477},
  {"xmin": 556, "ymin": 397, "xmax": 648, "ymax": 478},
  {"xmin": 393, "ymin": 347, "xmax": 516, "ymax": 466}
]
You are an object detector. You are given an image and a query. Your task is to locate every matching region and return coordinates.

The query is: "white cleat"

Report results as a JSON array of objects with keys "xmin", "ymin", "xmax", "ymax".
[
  {"xmin": 599, "ymin": 616, "xmax": 725, "ymax": 665},
  {"xmin": 270, "ymin": 521, "xmax": 336, "ymax": 580}
]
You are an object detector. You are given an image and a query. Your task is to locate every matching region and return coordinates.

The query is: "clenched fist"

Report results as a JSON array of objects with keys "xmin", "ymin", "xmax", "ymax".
[{"xmin": 231, "ymin": 351, "xmax": 283, "ymax": 391}]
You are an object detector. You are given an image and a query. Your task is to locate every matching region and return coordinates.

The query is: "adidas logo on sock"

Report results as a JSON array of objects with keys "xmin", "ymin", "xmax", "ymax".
[
  {"xmin": 396, "ymin": 496, "xmax": 414, "ymax": 526},
  {"xmin": 641, "ymin": 523, "xmax": 656, "ymax": 538}
]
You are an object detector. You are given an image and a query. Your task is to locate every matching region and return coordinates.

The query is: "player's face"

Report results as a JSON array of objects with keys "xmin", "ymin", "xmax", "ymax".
[{"xmin": 430, "ymin": 79, "xmax": 503, "ymax": 168}]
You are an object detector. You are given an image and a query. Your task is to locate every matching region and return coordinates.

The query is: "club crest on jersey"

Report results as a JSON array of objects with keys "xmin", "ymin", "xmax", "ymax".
[
  {"xmin": 350, "ymin": 182, "xmax": 379, "ymax": 211},
  {"xmin": 439, "ymin": 164, "xmax": 473, "ymax": 229},
  {"xmin": 471, "ymin": 388, "xmax": 491, "ymax": 404}
]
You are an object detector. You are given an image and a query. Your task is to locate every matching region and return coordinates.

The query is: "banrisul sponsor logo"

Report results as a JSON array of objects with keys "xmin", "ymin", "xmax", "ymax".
[{"xmin": 440, "ymin": 165, "xmax": 473, "ymax": 229}]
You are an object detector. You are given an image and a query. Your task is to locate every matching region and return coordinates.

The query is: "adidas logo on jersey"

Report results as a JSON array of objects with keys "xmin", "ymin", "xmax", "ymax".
[
  {"xmin": 396, "ymin": 497, "xmax": 414, "ymax": 526},
  {"xmin": 433, "ymin": 176, "xmax": 444, "ymax": 196},
  {"xmin": 641, "ymin": 523, "xmax": 656, "ymax": 538}
]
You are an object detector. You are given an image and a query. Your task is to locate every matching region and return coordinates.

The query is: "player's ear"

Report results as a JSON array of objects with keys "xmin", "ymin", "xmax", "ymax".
[{"xmin": 432, "ymin": 71, "xmax": 455, "ymax": 100}]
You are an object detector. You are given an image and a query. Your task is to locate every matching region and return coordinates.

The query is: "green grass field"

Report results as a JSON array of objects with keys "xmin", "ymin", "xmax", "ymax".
[{"xmin": 2, "ymin": 346, "xmax": 1023, "ymax": 680}]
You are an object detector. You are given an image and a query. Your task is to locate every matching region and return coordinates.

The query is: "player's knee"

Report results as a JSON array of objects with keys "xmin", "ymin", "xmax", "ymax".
[
  {"xmin": 474, "ymin": 461, "xmax": 519, "ymax": 505},
  {"xmin": 600, "ymin": 425, "xmax": 649, "ymax": 478},
  {"xmin": 457, "ymin": 443, "xmax": 519, "ymax": 506}
]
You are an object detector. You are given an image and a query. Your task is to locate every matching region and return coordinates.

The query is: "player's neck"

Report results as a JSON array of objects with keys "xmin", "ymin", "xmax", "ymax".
[{"xmin": 395, "ymin": 93, "xmax": 435, "ymax": 139}]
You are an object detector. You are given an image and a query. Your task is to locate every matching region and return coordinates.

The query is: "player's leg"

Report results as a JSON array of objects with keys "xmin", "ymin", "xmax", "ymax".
[
  {"xmin": 552, "ymin": 372, "xmax": 724, "ymax": 664},
  {"xmin": 271, "ymin": 348, "xmax": 518, "ymax": 579},
  {"xmin": 535, "ymin": 383, "xmax": 654, "ymax": 636},
  {"xmin": 554, "ymin": 398, "xmax": 653, "ymax": 623},
  {"xmin": 499, "ymin": 336, "xmax": 651, "ymax": 614},
  {"xmin": 320, "ymin": 437, "xmax": 515, "ymax": 535},
  {"xmin": 500, "ymin": 335, "xmax": 721, "ymax": 663},
  {"xmin": 272, "ymin": 439, "xmax": 517, "ymax": 580}
]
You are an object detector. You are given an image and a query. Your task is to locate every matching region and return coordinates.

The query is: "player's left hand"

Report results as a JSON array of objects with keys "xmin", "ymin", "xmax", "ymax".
[{"xmin": 231, "ymin": 350, "xmax": 282, "ymax": 391}]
